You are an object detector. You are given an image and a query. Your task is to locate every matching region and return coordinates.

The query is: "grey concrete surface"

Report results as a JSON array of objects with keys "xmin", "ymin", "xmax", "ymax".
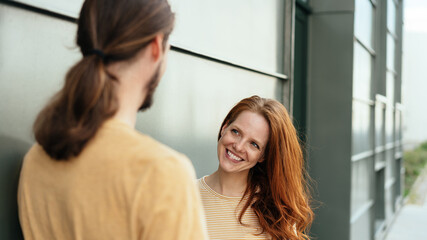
[{"xmin": 385, "ymin": 167, "xmax": 427, "ymax": 240}]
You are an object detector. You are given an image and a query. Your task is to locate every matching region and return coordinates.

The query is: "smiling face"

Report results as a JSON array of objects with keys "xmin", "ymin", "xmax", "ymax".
[{"xmin": 217, "ymin": 110, "xmax": 270, "ymax": 177}]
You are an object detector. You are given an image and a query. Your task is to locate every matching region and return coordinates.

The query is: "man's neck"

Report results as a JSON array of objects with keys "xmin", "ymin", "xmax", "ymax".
[
  {"xmin": 107, "ymin": 47, "xmax": 153, "ymax": 129},
  {"xmin": 206, "ymin": 169, "xmax": 248, "ymax": 197},
  {"xmin": 113, "ymin": 85, "xmax": 145, "ymax": 129},
  {"xmin": 113, "ymin": 108, "xmax": 138, "ymax": 128}
]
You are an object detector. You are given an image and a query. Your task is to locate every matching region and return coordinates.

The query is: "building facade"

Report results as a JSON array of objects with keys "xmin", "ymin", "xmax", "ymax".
[
  {"xmin": 306, "ymin": 0, "xmax": 404, "ymax": 239},
  {"xmin": 0, "ymin": 0, "xmax": 404, "ymax": 239}
]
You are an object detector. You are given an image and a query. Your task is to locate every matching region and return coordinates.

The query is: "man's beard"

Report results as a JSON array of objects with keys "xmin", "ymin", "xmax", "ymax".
[{"xmin": 139, "ymin": 64, "xmax": 161, "ymax": 111}]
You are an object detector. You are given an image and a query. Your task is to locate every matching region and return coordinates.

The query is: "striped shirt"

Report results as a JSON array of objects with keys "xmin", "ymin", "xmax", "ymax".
[{"xmin": 198, "ymin": 176, "xmax": 270, "ymax": 240}]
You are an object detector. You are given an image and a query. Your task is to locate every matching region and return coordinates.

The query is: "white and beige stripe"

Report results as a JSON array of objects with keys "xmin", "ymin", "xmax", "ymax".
[{"xmin": 198, "ymin": 176, "xmax": 270, "ymax": 240}]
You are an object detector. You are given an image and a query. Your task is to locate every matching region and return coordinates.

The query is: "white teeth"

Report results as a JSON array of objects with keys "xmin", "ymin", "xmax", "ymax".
[{"xmin": 227, "ymin": 150, "xmax": 242, "ymax": 161}]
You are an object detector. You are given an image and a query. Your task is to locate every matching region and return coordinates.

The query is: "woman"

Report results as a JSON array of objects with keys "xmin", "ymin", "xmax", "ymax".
[{"xmin": 199, "ymin": 95, "xmax": 314, "ymax": 240}]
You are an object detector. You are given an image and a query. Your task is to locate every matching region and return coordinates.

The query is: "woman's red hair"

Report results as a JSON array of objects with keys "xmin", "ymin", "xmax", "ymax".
[{"xmin": 218, "ymin": 95, "xmax": 314, "ymax": 240}]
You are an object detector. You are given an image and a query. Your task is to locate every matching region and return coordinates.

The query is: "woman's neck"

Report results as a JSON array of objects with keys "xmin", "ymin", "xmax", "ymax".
[{"xmin": 206, "ymin": 169, "xmax": 248, "ymax": 197}]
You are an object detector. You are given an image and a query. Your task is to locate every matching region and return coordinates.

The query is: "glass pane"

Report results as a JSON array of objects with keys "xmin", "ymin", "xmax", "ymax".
[
  {"xmin": 387, "ymin": 34, "xmax": 396, "ymax": 71},
  {"xmin": 169, "ymin": 0, "xmax": 285, "ymax": 73},
  {"xmin": 385, "ymin": 107, "xmax": 394, "ymax": 144},
  {"xmin": 352, "ymin": 101, "xmax": 372, "ymax": 155},
  {"xmin": 376, "ymin": 149, "xmax": 386, "ymax": 168},
  {"xmin": 354, "ymin": 0, "xmax": 374, "ymax": 49},
  {"xmin": 350, "ymin": 206, "xmax": 372, "ymax": 240},
  {"xmin": 386, "ymin": 71, "xmax": 395, "ymax": 104},
  {"xmin": 353, "ymin": 42, "xmax": 372, "ymax": 100},
  {"xmin": 375, "ymin": 103, "xmax": 385, "ymax": 148},
  {"xmin": 385, "ymin": 149, "xmax": 395, "ymax": 180},
  {"xmin": 374, "ymin": 169, "xmax": 385, "ymax": 232},
  {"xmin": 384, "ymin": 149, "xmax": 396, "ymax": 220},
  {"xmin": 387, "ymin": 0, "xmax": 397, "ymax": 35},
  {"xmin": 385, "ymin": 179, "xmax": 395, "ymax": 220},
  {"xmin": 351, "ymin": 157, "xmax": 374, "ymax": 216},
  {"xmin": 395, "ymin": 110, "xmax": 401, "ymax": 143},
  {"xmin": 137, "ymin": 51, "xmax": 281, "ymax": 178}
]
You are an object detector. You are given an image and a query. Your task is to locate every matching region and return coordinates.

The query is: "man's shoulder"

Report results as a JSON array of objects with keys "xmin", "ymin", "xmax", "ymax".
[
  {"xmin": 99, "ymin": 118, "xmax": 193, "ymax": 175},
  {"xmin": 126, "ymin": 130, "xmax": 186, "ymax": 164},
  {"xmin": 122, "ymin": 133, "xmax": 197, "ymax": 188},
  {"xmin": 134, "ymin": 136, "xmax": 189, "ymax": 167}
]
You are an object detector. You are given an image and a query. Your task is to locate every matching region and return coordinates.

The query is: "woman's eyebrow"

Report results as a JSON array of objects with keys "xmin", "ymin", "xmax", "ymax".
[
  {"xmin": 233, "ymin": 124, "xmax": 264, "ymax": 147},
  {"xmin": 232, "ymin": 124, "xmax": 244, "ymax": 134}
]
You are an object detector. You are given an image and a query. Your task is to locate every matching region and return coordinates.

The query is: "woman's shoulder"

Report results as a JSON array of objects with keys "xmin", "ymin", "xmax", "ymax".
[
  {"xmin": 197, "ymin": 176, "xmax": 205, "ymax": 186},
  {"xmin": 197, "ymin": 176, "xmax": 209, "ymax": 196}
]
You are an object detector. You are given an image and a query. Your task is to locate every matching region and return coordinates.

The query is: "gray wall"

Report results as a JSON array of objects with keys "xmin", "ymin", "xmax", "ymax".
[
  {"xmin": 0, "ymin": 5, "xmax": 79, "ymax": 238},
  {"xmin": 0, "ymin": 0, "xmax": 288, "ymax": 178},
  {"xmin": 0, "ymin": 0, "xmax": 290, "ymax": 237},
  {"xmin": 307, "ymin": 0, "xmax": 354, "ymax": 239}
]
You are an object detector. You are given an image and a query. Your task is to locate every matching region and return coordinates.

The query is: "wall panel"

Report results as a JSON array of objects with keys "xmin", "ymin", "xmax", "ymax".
[
  {"xmin": 169, "ymin": 0, "xmax": 285, "ymax": 73},
  {"xmin": 137, "ymin": 51, "xmax": 279, "ymax": 177},
  {"xmin": 9, "ymin": 0, "xmax": 286, "ymax": 75},
  {"xmin": 0, "ymin": 2, "xmax": 281, "ymax": 180},
  {"xmin": 352, "ymin": 101, "xmax": 372, "ymax": 155},
  {"xmin": 0, "ymin": 4, "xmax": 80, "ymax": 143}
]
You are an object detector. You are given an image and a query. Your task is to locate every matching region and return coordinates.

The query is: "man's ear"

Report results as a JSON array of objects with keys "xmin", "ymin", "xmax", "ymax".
[{"xmin": 151, "ymin": 34, "xmax": 164, "ymax": 61}]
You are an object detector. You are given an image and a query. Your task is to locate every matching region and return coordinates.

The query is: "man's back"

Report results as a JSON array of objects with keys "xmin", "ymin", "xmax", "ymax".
[{"xmin": 18, "ymin": 119, "xmax": 207, "ymax": 240}]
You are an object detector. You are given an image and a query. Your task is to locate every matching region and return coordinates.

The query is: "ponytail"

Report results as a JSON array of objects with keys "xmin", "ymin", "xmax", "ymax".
[
  {"xmin": 33, "ymin": 0, "xmax": 175, "ymax": 160},
  {"xmin": 33, "ymin": 56, "xmax": 118, "ymax": 160}
]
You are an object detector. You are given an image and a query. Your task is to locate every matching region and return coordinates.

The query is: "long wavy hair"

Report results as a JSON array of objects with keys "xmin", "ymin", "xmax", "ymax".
[
  {"xmin": 33, "ymin": 0, "xmax": 175, "ymax": 160},
  {"xmin": 218, "ymin": 96, "xmax": 314, "ymax": 240}
]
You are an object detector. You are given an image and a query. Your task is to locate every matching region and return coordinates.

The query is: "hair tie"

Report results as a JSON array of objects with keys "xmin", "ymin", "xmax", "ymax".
[{"xmin": 86, "ymin": 49, "xmax": 106, "ymax": 61}]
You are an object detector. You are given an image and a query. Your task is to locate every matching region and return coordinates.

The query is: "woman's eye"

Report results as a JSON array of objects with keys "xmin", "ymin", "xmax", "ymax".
[
  {"xmin": 251, "ymin": 142, "xmax": 260, "ymax": 149},
  {"xmin": 231, "ymin": 129, "xmax": 239, "ymax": 134}
]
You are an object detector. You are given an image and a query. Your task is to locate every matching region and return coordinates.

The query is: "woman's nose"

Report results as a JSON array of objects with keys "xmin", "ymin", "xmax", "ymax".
[{"xmin": 233, "ymin": 139, "xmax": 245, "ymax": 153}]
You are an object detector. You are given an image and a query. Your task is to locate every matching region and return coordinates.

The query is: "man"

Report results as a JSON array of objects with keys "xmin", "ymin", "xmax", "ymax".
[{"xmin": 18, "ymin": 0, "xmax": 208, "ymax": 239}]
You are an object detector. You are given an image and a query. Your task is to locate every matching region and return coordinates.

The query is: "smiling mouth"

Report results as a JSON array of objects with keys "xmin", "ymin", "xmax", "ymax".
[{"xmin": 226, "ymin": 149, "xmax": 243, "ymax": 161}]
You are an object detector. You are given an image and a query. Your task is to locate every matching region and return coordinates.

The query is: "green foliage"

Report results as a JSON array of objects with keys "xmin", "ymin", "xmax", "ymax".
[
  {"xmin": 419, "ymin": 141, "xmax": 427, "ymax": 151},
  {"xmin": 404, "ymin": 141, "xmax": 427, "ymax": 196}
]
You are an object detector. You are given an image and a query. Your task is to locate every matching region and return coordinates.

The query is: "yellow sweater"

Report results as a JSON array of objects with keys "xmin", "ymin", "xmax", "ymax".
[
  {"xmin": 198, "ymin": 176, "xmax": 270, "ymax": 240},
  {"xmin": 18, "ymin": 118, "xmax": 208, "ymax": 240}
]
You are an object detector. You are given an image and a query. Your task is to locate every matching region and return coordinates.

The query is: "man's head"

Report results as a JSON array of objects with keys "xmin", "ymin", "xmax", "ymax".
[
  {"xmin": 77, "ymin": 0, "xmax": 174, "ymax": 112},
  {"xmin": 79, "ymin": 0, "xmax": 174, "ymax": 110},
  {"xmin": 34, "ymin": 0, "xmax": 175, "ymax": 160},
  {"xmin": 78, "ymin": 0, "xmax": 174, "ymax": 63}
]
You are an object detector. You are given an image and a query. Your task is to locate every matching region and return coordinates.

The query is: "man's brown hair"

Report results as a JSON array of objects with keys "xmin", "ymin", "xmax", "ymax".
[{"xmin": 34, "ymin": 0, "xmax": 175, "ymax": 160}]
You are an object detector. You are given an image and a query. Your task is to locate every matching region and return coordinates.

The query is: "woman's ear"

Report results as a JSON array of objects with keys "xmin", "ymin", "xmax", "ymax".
[
  {"xmin": 220, "ymin": 122, "xmax": 228, "ymax": 137},
  {"xmin": 258, "ymin": 151, "xmax": 266, "ymax": 163}
]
